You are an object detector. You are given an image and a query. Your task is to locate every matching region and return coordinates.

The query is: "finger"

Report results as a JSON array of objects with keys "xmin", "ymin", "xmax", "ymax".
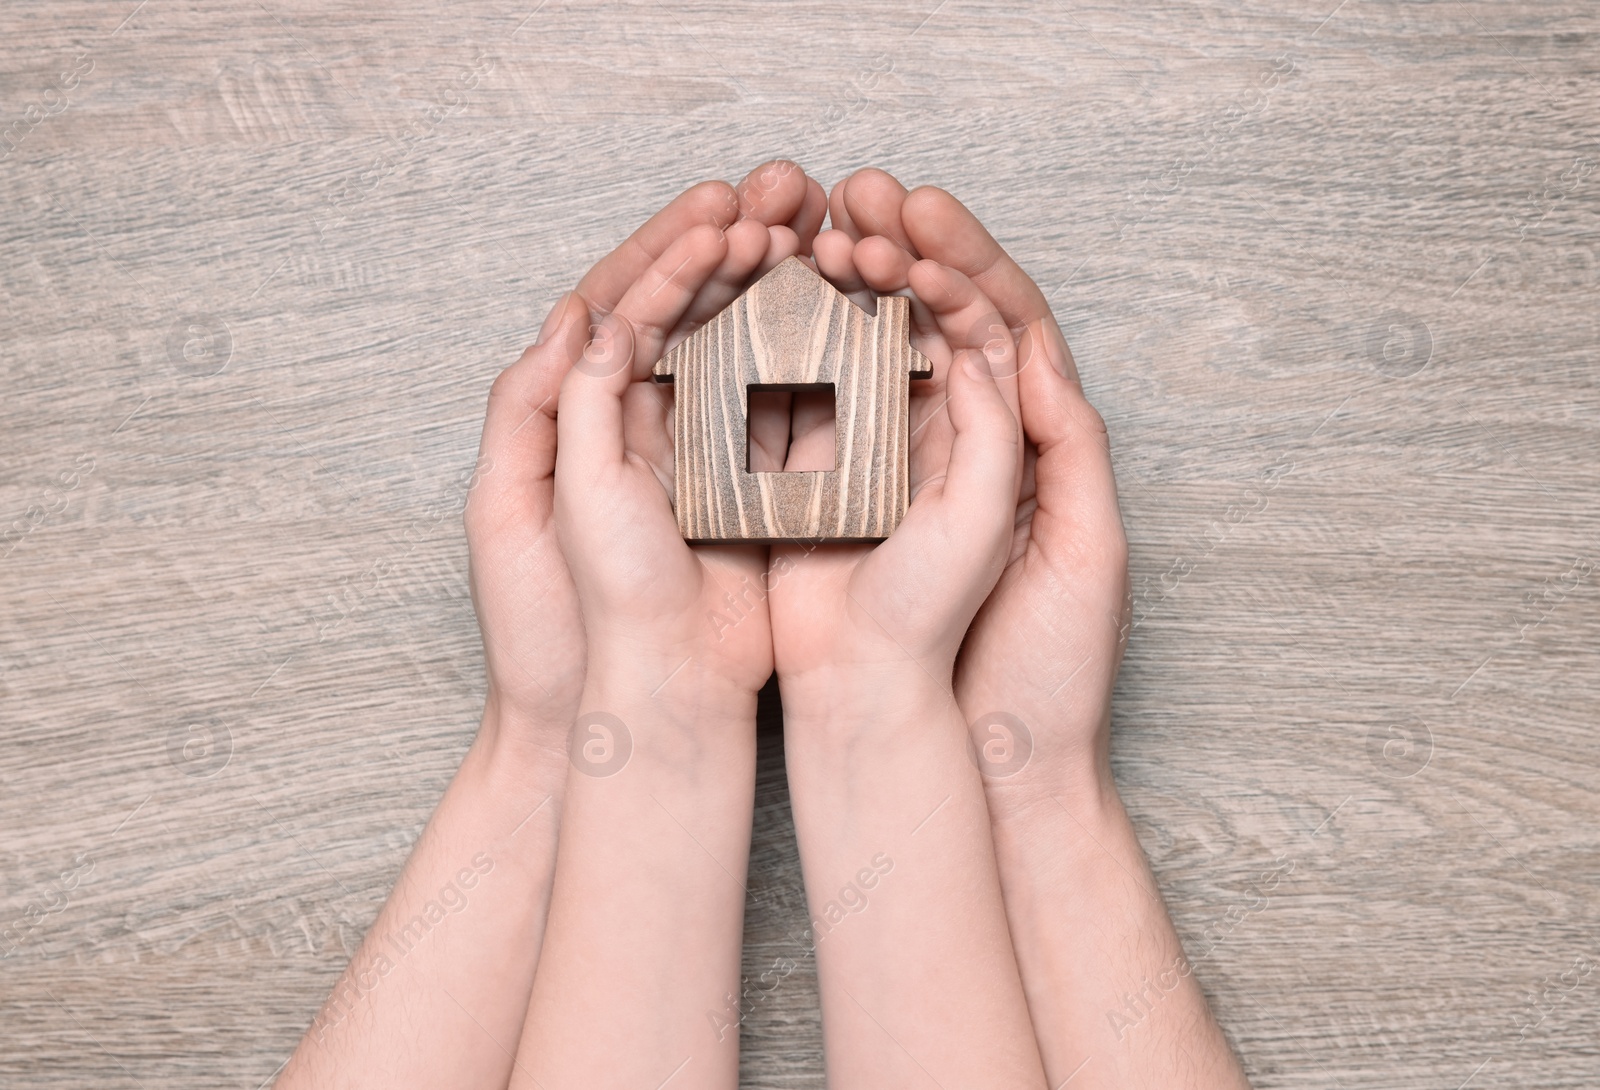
[
  {"xmin": 1017, "ymin": 324, "xmax": 1107, "ymax": 466},
  {"xmin": 668, "ymin": 217, "xmax": 772, "ymax": 351},
  {"xmin": 575, "ymin": 180, "xmax": 739, "ymax": 314},
  {"xmin": 841, "ymin": 167, "xmax": 915, "ymax": 252},
  {"xmin": 783, "ymin": 387, "xmax": 836, "ymax": 472},
  {"xmin": 471, "ymin": 292, "xmax": 592, "ymax": 515},
  {"xmin": 814, "ymin": 229, "xmax": 860, "ymax": 290},
  {"xmin": 746, "ymin": 388, "xmax": 793, "ymax": 473},
  {"xmin": 606, "ymin": 223, "xmax": 731, "ymax": 379},
  {"xmin": 938, "ymin": 347, "xmax": 1021, "ymax": 583},
  {"xmin": 753, "ymin": 224, "xmax": 801, "ymax": 280},
  {"xmin": 736, "ymin": 159, "xmax": 809, "ymax": 227},
  {"xmin": 855, "ymin": 235, "xmax": 916, "ymax": 295},
  {"xmin": 671, "ymin": 167, "xmax": 820, "ymax": 349},
  {"xmin": 826, "ymin": 176, "xmax": 858, "ymax": 240},
  {"xmin": 1017, "ymin": 317, "xmax": 1123, "ymax": 538},
  {"xmin": 907, "ymin": 259, "xmax": 1022, "ymax": 430},
  {"xmin": 908, "ymin": 260, "xmax": 1017, "ymax": 499},
  {"xmin": 898, "ymin": 188, "xmax": 1114, "ymax": 537},
  {"xmin": 890, "ymin": 259, "xmax": 958, "ymax": 498},
  {"xmin": 1016, "ymin": 312, "xmax": 1082, "ymax": 386},
  {"xmin": 556, "ymin": 312, "xmax": 639, "ymax": 480},
  {"xmin": 813, "ymin": 229, "xmax": 879, "ymax": 312},
  {"xmin": 622, "ymin": 380, "xmax": 677, "ymax": 495},
  {"xmin": 899, "ymin": 186, "xmax": 1082, "ymax": 385},
  {"xmin": 902, "ymin": 206, "xmax": 1024, "ymax": 457},
  {"xmin": 907, "ymin": 384, "xmax": 955, "ymax": 503},
  {"xmin": 787, "ymin": 177, "xmax": 829, "ymax": 256},
  {"xmin": 855, "ymin": 236, "xmax": 937, "ymax": 363},
  {"xmin": 905, "ymin": 292, "xmax": 948, "ymax": 359},
  {"xmin": 926, "ymin": 314, "xmax": 1020, "ymax": 545}
]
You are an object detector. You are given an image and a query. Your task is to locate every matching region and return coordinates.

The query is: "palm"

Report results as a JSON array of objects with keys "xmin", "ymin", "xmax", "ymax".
[
  {"xmin": 468, "ymin": 477, "xmax": 587, "ymax": 731},
  {"xmin": 468, "ymin": 159, "xmax": 831, "ymax": 730},
  {"xmin": 599, "ymin": 390, "xmax": 775, "ymax": 691},
  {"xmin": 767, "ymin": 295, "xmax": 957, "ymax": 675},
  {"xmin": 955, "ymin": 444, "xmax": 1128, "ymax": 752},
  {"xmin": 769, "ymin": 259, "xmax": 1017, "ymax": 682},
  {"xmin": 766, "ymin": 544, "xmax": 870, "ymax": 677}
]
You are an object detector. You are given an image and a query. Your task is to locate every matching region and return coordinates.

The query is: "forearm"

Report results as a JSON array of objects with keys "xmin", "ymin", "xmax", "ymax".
[
  {"xmin": 513, "ymin": 655, "xmax": 758, "ymax": 1090},
  {"xmin": 279, "ymin": 702, "xmax": 567, "ymax": 1090},
  {"xmin": 782, "ymin": 669, "xmax": 1046, "ymax": 1090},
  {"xmin": 987, "ymin": 758, "xmax": 1251, "ymax": 1090}
]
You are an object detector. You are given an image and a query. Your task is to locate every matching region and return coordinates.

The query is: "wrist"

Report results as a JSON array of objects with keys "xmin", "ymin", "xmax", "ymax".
[
  {"xmin": 583, "ymin": 647, "xmax": 761, "ymax": 715},
  {"xmin": 473, "ymin": 698, "xmax": 572, "ymax": 800},
  {"xmin": 585, "ymin": 615, "xmax": 770, "ymax": 701},
  {"xmin": 986, "ymin": 749, "xmax": 1118, "ymax": 825},
  {"xmin": 779, "ymin": 667, "xmax": 967, "ymax": 772},
  {"xmin": 954, "ymin": 666, "xmax": 1116, "ymax": 814},
  {"xmin": 577, "ymin": 657, "xmax": 759, "ymax": 779},
  {"xmin": 984, "ymin": 759, "xmax": 1130, "ymax": 889},
  {"xmin": 777, "ymin": 656, "xmax": 955, "ymax": 728}
]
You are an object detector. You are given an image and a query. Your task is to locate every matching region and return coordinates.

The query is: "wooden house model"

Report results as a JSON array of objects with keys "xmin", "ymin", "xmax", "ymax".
[{"xmin": 653, "ymin": 256, "xmax": 931, "ymax": 542}]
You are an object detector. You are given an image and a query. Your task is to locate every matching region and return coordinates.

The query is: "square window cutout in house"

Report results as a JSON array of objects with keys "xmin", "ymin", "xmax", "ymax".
[{"xmin": 746, "ymin": 383, "xmax": 836, "ymax": 472}]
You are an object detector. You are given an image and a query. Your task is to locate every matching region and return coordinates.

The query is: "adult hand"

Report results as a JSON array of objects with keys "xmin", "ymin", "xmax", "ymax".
[
  {"xmin": 828, "ymin": 170, "xmax": 1251, "ymax": 1090},
  {"xmin": 827, "ymin": 169, "xmax": 1130, "ymax": 798}
]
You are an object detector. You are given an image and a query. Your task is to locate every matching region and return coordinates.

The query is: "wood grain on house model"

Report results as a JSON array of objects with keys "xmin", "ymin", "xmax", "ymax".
[{"xmin": 654, "ymin": 256, "xmax": 931, "ymax": 542}]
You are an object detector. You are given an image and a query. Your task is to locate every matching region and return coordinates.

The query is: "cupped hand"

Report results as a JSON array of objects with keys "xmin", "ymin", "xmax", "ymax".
[
  {"xmin": 830, "ymin": 169, "xmax": 1131, "ymax": 791},
  {"xmin": 463, "ymin": 161, "xmax": 827, "ymax": 741},
  {"xmin": 551, "ymin": 224, "xmax": 797, "ymax": 698},
  {"xmin": 767, "ymin": 260, "xmax": 1024, "ymax": 696}
]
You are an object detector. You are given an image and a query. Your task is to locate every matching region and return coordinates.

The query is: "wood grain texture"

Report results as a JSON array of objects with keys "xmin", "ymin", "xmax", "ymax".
[
  {"xmin": 656, "ymin": 256, "xmax": 930, "ymax": 542},
  {"xmin": 2, "ymin": 1, "xmax": 1598, "ymax": 1088}
]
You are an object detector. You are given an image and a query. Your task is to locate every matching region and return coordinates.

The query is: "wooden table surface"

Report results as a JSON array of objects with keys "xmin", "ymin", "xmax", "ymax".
[{"xmin": 3, "ymin": 2, "xmax": 1597, "ymax": 1086}]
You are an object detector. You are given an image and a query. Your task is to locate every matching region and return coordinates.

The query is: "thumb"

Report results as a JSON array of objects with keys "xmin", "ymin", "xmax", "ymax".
[
  {"xmin": 1016, "ymin": 316, "xmax": 1123, "ymax": 539},
  {"xmin": 902, "ymin": 258, "xmax": 1022, "ymax": 536},
  {"xmin": 555, "ymin": 309, "xmax": 638, "ymax": 488},
  {"xmin": 940, "ymin": 338, "xmax": 1022, "ymax": 540}
]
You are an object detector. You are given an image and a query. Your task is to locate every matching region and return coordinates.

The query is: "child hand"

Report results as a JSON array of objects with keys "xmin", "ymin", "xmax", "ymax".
[
  {"xmin": 552, "ymin": 229, "xmax": 782, "ymax": 702},
  {"xmin": 824, "ymin": 173, "xmax": 1260, "ymax": 1090},
  {"xmin": 767, "ymin": 258, "xmax": 1024, "ymax": 702},
  {"xmin": 763, "ymin": 255, "xmax": 1047, "ymax": 1090}
]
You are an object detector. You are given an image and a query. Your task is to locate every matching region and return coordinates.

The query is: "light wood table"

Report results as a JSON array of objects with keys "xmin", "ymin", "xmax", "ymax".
[{"xmin": 3, "ymin": 2, "xmax": 1596, "ymax": 1086}]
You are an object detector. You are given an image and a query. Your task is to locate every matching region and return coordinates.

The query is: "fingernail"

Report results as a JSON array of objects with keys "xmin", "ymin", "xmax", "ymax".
[
  {"xmin": 1043, "ymin": 318, "xmax": 1080, "ymax": 383},
  {"xmin": 968, "ymin": 312, "xmax": 1012, "ymax": 377},
  {"xmin": 963, "ymin": 347, "xmax": 993, "ymax": 382},
  {"xmin": 577, "ymin": 312, "xmax": 635, "ymax": 378},
  {"xmin": 536, "ymin": 292, "xmax": 572, "ymax": 346}
]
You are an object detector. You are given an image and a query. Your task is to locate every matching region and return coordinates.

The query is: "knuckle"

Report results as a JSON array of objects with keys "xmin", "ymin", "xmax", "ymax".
[
  {"xmin": 1072, "ymin": 396, "xmax": 1109, "ymax": 439},
  {"xmin": 487, "ymin": 365, "xmax": 520, "ymax": 404},
  {"xmin": 1100, "ymin": 524, "xmax": 1130, "ymax": 572},
  {"xmin": 1063, "ymin": 523, "xmax": 1128, "ymax": 583},
  {"xmin": 462, "ymin": 488, "xmax": 493, "ymax": 540}
]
